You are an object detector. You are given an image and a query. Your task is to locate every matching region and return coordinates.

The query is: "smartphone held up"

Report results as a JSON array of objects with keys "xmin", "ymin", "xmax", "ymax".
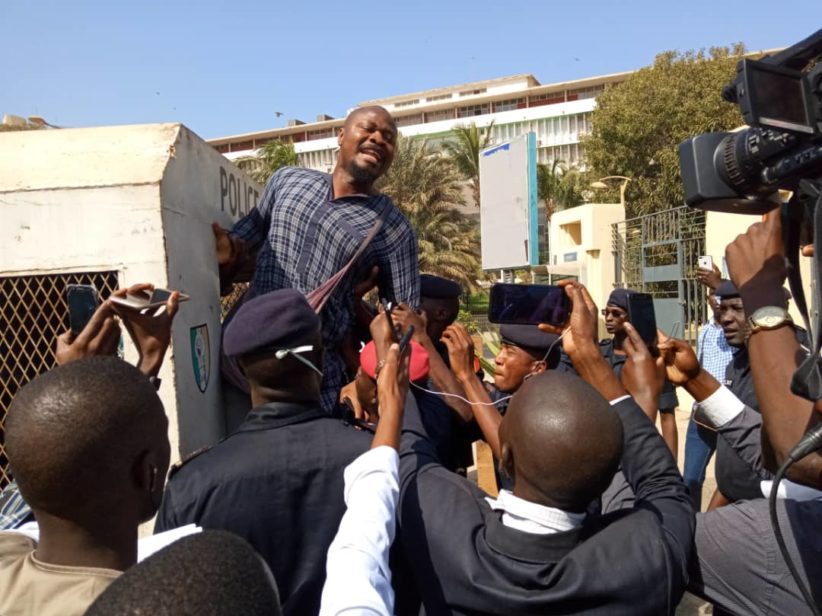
[
  {"xmin": 488, "ymin": 283, "xmax": 570, "ymax": 326},
  {"xmin": 110, "ymin": 288, "xmax": 190, "ymax": 311},
  {"xmin": 66, "ymin": 284, "xmax": 100, "ymax": 336},
  {"xmin": 625, "ymin": 292, "xmax": 659, "ymax": 355}
]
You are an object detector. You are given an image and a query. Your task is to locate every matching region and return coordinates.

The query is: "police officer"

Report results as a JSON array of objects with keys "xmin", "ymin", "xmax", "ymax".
[
  {"xmin": 440, "ymin": 322, "xmax": 560, "ymax": 470},
  {"xmin": 155, "ymin": 289, "xmax": 371, "ymax": 616}
]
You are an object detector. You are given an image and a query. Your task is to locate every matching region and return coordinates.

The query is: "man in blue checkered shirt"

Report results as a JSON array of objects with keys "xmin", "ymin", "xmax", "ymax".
[{"xmin": 216, "ymin": 106, "xmax": 420, "ymax": 412}]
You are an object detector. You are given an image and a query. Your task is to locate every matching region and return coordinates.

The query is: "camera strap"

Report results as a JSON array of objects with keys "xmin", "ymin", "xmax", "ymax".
[{"xmin": 785, "ymin": 181, "xmax": 822, "ymax": 400}]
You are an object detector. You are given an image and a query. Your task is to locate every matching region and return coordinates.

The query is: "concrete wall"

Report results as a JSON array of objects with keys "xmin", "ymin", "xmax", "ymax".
[
  {"xmin": 705, "ymin": 210, "xmax": 813, "ymax": 325},
  {"xmin": 0, "ymin": 123, "xmax": 261, "ymax": 461}
]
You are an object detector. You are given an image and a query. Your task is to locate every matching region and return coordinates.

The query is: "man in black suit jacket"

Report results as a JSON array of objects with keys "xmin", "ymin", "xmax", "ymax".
[
  {"xmin": 155, "ymin": 289, "xmax": 370, "ymax": 616},
  {"xmin": 395, "ymin": 282, "xmax": 694, "ymax": 615}
]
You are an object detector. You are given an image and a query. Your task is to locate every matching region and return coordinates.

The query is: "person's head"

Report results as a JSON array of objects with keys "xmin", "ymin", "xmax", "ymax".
[
  {"xmin": 6, "ymin": 357, "xmax": 169, "ymax": 529},
  {"xmin": 420, "ymin": 274, "xmax": 461, "ymax": 341},
  {"xmin": 498, "ymin": 371, "xmax": 623, "ymax": 512},
  {"xmin": 86, "ymin": 531, "xmax": 281, "ymax": 616},
  {"xmin": 336, "ymin": 106, "xmax": 397, "ymax": 187},
  {"xmin": 494, "ymin": 325, "xmax": 560, "ymax": 393},
  {"xmin": 716, "ymin": 280, "xmax": 747, "ymax": 347},
  {"xmin": 603, "ymin": 288, "xmax": 631, "ymax": 336},
  {"xmin": 224, "ymin": 289, "xmax": 323, "ymax": 405},
  {"xmin": 707, "ymin": 289, "xmax": 720, "ymax": 322}
]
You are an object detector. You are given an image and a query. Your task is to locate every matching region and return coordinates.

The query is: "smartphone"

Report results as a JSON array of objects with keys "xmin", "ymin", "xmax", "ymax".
[
  {"xmin": 487, "ymin": 283, "xmax": 571, "ymax": 326},
  {"xmin": 380, "ymin": 298, "xmax": 400, "ymax": 342},
  {"xmin": 398, "ymin": 325, "xmax": 414, "ymax": 354},
  {"xmin": 66, "ymin": 284, "xmax": 100, "ymax": 335},
  {"xmin": 110, "ymin": 288, "xmax": 190, "ymax": 311},
  {"xmin": 698, "ymin": 255, "xmax": 713, "ymax": 270},
  {"xmin": 626, "ymin": 292, "xmax": 658, "ymax": 354}
]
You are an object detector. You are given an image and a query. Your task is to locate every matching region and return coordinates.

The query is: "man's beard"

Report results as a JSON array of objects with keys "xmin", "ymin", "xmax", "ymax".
[{"xmin": 347, "ymin": 159, "xmax": 380, "ymax": 185}]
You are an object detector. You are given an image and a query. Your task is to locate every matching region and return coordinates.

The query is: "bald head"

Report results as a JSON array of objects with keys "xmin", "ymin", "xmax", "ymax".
[
  {"xmin": 499, "ymin": 371, "xmax": 623, "ymax": 512},
  {"xmin": 87, "ymin": 531, "xmax": 281, "ymax": 616},
  {"xmin": 344, "ymin": 105, "xmax": 395, "ymax": 131},
  {"xmin": 6, "ymin": 357, "xmax": 169, "ymax": 524}
]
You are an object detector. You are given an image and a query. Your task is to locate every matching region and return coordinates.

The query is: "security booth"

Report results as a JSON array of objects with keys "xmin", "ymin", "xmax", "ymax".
[{"xmin": 0, "ymin": 123, "xmax": 262, "ymax": 487}]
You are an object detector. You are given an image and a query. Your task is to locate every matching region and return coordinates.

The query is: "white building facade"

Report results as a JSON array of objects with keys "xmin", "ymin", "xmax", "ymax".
[{"xmin": 209, "ymin": 72, "xmax": 631, "ymax": 173}]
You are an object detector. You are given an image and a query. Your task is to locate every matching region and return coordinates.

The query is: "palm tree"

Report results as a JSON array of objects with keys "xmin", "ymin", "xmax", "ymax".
[
  {"xmin": 537, "ymin": 159, "xmax": 585, "ymax": 218},
  {"xmin": 378, "ymin": 136, "xmax": 482, "ymax": 292},
  {"xmin": 440, "ymin": 121, "xmax": 495, "ymax": 207},
  {"xmin": 234, "ymin": 139, "xmax": 299, "ymax": 184}
]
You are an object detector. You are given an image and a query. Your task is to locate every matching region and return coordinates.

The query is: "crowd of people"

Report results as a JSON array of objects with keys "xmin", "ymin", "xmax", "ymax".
[{"xmin": 0, "ymin": 105, "xmax": 820, "ymax": 615}]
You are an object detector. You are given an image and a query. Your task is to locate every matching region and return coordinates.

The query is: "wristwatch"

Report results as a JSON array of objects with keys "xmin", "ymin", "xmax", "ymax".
[{"xmin": 747, "ymin": 306, "xmax": 792, "ymax": 338}]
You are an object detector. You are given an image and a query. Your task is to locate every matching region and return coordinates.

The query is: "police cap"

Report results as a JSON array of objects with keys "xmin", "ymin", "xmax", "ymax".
[
  {"xmin": 420, "ymin": 274, "xmax": 462, "ymax": 299},
  {"xmin": 499, "ymin": 324, "xmax": 561, "ymax": 368},
  {"xmin": 223, "ymin": 289, "xmax": 320, "ymax": 357}
]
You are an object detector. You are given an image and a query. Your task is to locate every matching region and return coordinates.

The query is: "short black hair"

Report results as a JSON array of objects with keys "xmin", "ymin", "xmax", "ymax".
[
  {"xmin": 5, "ymin": 356, "xmax": 166, "ymax": 522},
  {"xmin": 86, "ymin": 531, "xmax": 281, "ymax": 616}
]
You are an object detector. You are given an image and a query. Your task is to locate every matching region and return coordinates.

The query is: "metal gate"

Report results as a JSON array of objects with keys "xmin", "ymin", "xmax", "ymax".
[
  {"xmin": 0, "ymin": 271, "xmax": 120, "ymax": 488},
  {"xmin": 611, "ymin": 206, "xmax": 707, "ymax": 346}
]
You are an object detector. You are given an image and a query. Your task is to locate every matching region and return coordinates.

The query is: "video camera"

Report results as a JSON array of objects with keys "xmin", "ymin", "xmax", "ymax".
[{"xmin": 679, "ymin": 28, "xmax": 822, "ymax": 214}]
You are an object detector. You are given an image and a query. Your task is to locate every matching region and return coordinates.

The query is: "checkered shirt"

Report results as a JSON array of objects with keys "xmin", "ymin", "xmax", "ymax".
[
  {"xmin": 697, "ymin": 320, "xmax": 734, "ymax": 381},
  {"xmin": 0, "ymin": 481, "xmax": 33, "ymax": 530},
  {"xmin": 230, "ymin": 166, "xmax": 420, "ymax": 411}
]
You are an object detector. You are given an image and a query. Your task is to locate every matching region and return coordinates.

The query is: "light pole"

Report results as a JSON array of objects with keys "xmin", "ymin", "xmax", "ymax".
[{"xmin": 590, "ymin": 175, "xmax": 632, "ymax": 208}]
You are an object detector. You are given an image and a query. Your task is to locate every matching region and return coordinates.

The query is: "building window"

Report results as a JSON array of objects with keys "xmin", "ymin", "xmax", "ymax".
[
  {"xmin": 395, "ymin": 99, "xmax": 419, "ymax": 108},
  {"xmin": 567, "ymin": 85, "xmax": 604, "ymax": 101},
  {"xmin": 493, "ymin": 98, "xmax": 526, "ymax": 112},
  {"xmin": 394, "ymin": 113, "xmax": 423, "ymax": 127},
  {"xmin": 528, "ymin": 92, "xmax": 565, "ymax": 108},
  {"xmin": 426, "ymin": 93, "xmax": 452, "ymax": 102},
  {"xmin": 230, "ymin": 140, "xmax": 254, "ymax": 152},
  {"xmin": 459, "ymin": 88, "xmax": 486, "ymax": 97},
  {"xmin": 307, "ymin": 128, "xmax": 334, "ymax": 141},
  {"xmin": 457, "ymin": 103, "xmax": 490, "ymax": 118},
  {"xmin": 425, "ymin": 109, "xmax": 456, "ymax": 123}
]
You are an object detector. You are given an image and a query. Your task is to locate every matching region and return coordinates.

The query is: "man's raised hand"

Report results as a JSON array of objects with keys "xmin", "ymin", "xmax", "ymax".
[
  {"xmin": 110, "ymin": 283, "xmax": 180, "ymax": 377},
  {"xmin": 621, "ymin": 323, "xmax": 665, "ymax": 413},
  {"xmin": 55, "ymin": 301, "xmax": 121, "ymax": 365},
  {"xmin": 440, "ymin": 323, "xmax": 476, "ymax": 382}
]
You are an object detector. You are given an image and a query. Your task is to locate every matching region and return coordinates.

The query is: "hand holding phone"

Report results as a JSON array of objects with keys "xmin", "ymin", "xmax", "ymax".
[
  {"xmin": 56, "ymin": 299, "xmax": 121, "ymax": 365},
  {"xmin": 67, "ymin": 284, "xmax": 101, "ymax": 336},
  {"xmin": 109, "ymin": 284, "xmax": 183, "ymax": 377},
  {"xmin": 110, "ymin": 287, "xmax": 190, "ymax": 311},
  {"xmin": 698, "ymin": 255, "xmax": 713, "ymax": 271},
  {"xmin": 626, "ymin": 292, "xmax": 659, "ymax": 355}
]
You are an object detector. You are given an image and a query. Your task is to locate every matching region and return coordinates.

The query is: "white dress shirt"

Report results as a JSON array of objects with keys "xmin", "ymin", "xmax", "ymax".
[
  {"xmin": 696, "ymin": 384, "xmax": 822, "ymax": 501},
  {"xmin": 485, "ymin": 490, "xmax": 586, "ymax": 534},
  {"xmin": 319, "ymin": 446, "xmax": 399, "ymax": 616}
]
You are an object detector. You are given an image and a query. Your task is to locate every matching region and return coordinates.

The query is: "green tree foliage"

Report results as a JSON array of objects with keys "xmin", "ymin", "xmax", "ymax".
[
  {"xmin": 440, "ymin": 121, "xmax": 495, "ymax": 206},
  {"xmin": 583, "ymin": 45, "xmax": 749, "ymax": 217},
  {"xmin": 537, "ymin": 159, "xmax": 585, "ymax": 218},
  {"xmin": 378, "ymin": 136, "xmax": 483, "ymax": 292},
  {"xmin": 234, "ymin": 139, "xmax": 299, "ymax": 184}
]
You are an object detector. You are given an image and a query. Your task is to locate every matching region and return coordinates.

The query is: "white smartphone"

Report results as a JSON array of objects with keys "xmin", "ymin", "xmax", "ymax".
[
  {"xmin": 698, "ymin": 255, "xmax": 713, "ymax": 270},
  {"xmin": 110, "ymin": 288, "xmax": 190, "ymax": 311}
]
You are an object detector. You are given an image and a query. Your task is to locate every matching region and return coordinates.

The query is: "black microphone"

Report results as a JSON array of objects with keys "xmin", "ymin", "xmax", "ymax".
[{"xmin": 787, "ymin": 422, "xmax": 822, "ymax": 463}]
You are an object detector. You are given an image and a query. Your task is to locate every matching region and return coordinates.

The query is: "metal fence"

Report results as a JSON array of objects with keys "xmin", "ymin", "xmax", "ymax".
[
  {"xmin": 611, "ymin": 206, "xmax": 707, "ymax": 346},
  {"xmin": 0, "ymin": 271, "xmax": 120, "ymax": 488}
]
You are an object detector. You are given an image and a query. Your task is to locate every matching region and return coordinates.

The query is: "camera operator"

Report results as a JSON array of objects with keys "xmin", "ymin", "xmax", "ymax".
[{"xmin": 669, "ymin": 211, "xmax": 821, "ymax": 615}]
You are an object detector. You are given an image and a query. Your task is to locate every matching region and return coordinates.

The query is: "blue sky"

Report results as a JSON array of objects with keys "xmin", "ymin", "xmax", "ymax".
[{"xmin": 2, "ymin": 0, "xmax": 820, "ymax": 139}]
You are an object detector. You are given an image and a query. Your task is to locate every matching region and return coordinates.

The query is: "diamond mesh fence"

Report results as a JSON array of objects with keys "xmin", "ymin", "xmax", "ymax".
[{"xmin": 0, "ymin": 271, "xmax": 120, "ymax": 488}]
